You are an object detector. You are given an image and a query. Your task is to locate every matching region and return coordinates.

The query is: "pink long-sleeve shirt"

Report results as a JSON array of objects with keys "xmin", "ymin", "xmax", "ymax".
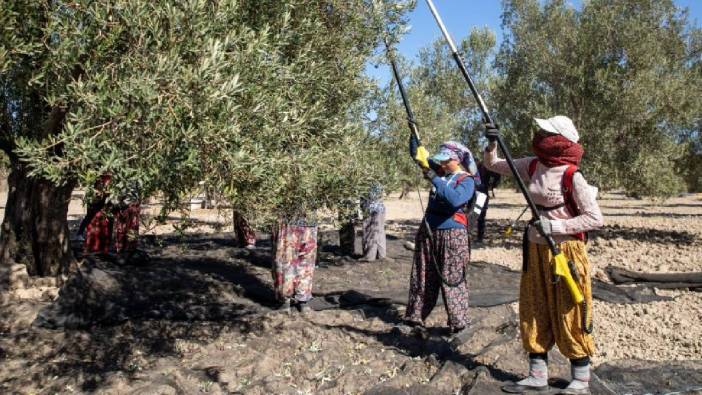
[{"xmin": 483, "ymin": 147, "xmax": 604, "ymax": 244}]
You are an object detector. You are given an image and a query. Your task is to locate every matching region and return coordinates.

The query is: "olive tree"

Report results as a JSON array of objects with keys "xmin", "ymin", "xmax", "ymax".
[
  {"xmin": 0, "ymin": 0, "xmax": 410, "ymax": 277},
  {"xmin": 494, "ymin": 0, "xmax": 702, "ymax": 198}
]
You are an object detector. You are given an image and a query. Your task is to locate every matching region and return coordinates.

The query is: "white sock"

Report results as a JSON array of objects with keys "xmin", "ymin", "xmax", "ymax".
[
  {"xmin": 517, "ymin": 357, "xmax": 548, "ymax": 387},
  {"xmin": 567, "ymin": 363, "xmax": 590, "ymax": 389}
]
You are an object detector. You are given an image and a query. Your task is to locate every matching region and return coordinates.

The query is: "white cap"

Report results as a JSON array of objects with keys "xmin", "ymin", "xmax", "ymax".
[{"xmin": 534, "ymin": 115, "xmax": 580, "ymax": 143}]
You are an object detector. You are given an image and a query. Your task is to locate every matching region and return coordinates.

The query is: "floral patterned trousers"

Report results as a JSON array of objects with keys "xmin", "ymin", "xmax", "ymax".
[
  {"xmin": 405, "ymin": 227, "xmax": 471, "ymax": 331},
  {"xmin": 85, "ymin": 210, "xmax": 111, "ymax": 254},
  {"xmin": 84, "ymin": 203, "xmax": 140, "ymax": 254},
  {"xmin": 272, "ymin": 221, "xmax": 318, "ymax": 303},
  {"xmin": 113, "ymin": 203, "xmax": 140, "ymax": 252}
]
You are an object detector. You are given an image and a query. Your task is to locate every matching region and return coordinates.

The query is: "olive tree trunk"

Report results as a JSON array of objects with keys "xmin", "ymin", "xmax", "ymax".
[{"xmin": 0, "ymin": 159, "xmax": 75, "ymax": 278}]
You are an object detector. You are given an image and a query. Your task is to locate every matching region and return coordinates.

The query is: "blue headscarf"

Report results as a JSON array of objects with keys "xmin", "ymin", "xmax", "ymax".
[
  {"xmin": 430, "ymin": 141, "xmax": 481, "ymax": 186},
  {"xmin": 436, "ymin": 141, "xmax": 478, "ymax": 175}
]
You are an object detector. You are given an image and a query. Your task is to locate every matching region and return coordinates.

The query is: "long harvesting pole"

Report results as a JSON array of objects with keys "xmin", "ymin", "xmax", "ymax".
[
  {"xmin": 424, "ymin": 0, "xmax": 550, "ymax": 249},
  {"xmin": 385, "ymin": 39, "xmax": 422, "ymax": 146},
  {"xmin": 383, "ymin": 39, "xmax": 467, "ymax": 288},
  {"xmin": 424, "ymin": 0, "xmax": 589, "ymax": 324}
]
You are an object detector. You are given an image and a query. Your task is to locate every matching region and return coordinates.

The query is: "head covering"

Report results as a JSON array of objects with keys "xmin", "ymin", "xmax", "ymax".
[
  {"xmin": 431, "ymin": 146, "xmax": 460, "ymax": 162},
  {"xmin": 532, "ymin": 133, "xmax": 584, "ymax": 167},
  {"xmin": 431, "ymin": 141, "xmax": 478, "ymax": 175},
  {"xmin": 534, "ymin": 115, "xmax": 580, "ymax": 143}
]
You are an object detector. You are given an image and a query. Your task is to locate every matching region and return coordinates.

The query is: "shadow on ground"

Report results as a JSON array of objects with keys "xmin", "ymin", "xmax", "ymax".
[{"xmin": 0, "ymin": 230, "xmax": 699, "ymax": 394}]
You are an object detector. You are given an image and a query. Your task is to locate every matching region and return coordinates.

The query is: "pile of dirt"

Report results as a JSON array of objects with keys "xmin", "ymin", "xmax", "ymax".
[{"xmin": 34, "ymin": 255, "xmax": 266, "ymax": 329}]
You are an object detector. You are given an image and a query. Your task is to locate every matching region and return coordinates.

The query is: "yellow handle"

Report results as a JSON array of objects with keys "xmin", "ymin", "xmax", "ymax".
[
  {"xmin": 503, "ymin": 225, "xmax": 513, "ymax": 238},
  {"xmin": 553, "ymin": 253, "xmax": 584, "ymax": 304},
  {"xmin": 415, "ymin": 145, "xmax": 430, "ymax": 169}
]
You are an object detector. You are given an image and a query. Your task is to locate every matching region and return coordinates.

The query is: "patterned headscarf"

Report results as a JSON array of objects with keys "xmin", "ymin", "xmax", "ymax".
[{"xmin": 433, "ymin": 140, "xmax": 478, "ymax": 175}]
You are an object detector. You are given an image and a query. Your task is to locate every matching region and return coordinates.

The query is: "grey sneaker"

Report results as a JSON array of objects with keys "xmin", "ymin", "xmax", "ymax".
[
  {"xmin": 501, "ymin": 381, "xmax": 550, "ymax": 393},
  {"xmin": 558, "ymin": 389, "xmax": 590, "ymax": 395},
  {"xmin": 502, "ymin": 374, "xmax": 551, "ymax": 393},
  {"xmin": 558, "ymin": 380, "xmax": 590, "ymax": 395}
]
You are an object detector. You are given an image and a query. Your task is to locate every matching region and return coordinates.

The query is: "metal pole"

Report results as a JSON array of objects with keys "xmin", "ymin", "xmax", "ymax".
[
  {"xmin": 383, "ymin": 39, "xmax": 466, "ymax": 288},
  {"xmin": 385, "ymin": 39, "xmax": 422, "ymax": 144},
  {"xmin": 423, "ymin": 0, "xmax": 560, "ymax": 254},
  {"xmin": 423, "ymin": 3, "xmax": 589, "ymax": 330},
  {"xmin": 424, "ymin": 0, "xmax": 490, "ymax": 123}
]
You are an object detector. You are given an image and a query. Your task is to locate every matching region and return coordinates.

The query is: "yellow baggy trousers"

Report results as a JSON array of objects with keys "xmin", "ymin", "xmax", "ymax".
[{"xmin": 520, "ymin": 240, "xmax": 594, "ymax": 359}]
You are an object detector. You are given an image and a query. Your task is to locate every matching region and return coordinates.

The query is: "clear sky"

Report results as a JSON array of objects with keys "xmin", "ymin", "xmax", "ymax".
[{"xmin": 366, "ymin": 0, "xmax": 702, "ymax": 83}]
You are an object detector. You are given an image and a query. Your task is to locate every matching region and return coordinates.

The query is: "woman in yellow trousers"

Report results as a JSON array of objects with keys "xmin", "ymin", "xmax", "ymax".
[{"xmin": 484, "ymin": 116, "xmax": 603, "ymax": 394}]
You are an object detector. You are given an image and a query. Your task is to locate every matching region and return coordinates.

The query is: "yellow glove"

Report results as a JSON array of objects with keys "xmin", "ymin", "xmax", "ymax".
[{"xmin": 415, "ymin": 145, "xmax": 430, "ymax": 169}]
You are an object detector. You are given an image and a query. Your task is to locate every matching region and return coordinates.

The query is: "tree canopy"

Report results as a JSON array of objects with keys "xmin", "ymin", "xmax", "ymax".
[
  {"xmin": 371, "ymin": 0, "xmax": 701, "ymax": 199},
  {"xmin": 0, "ymin": 0, "xmax": 411, "ymax": 274},
  {"xmin": 369, "ymin": 28, "xmax": 497, "ymax": 193},
  {"xmin": 493, "ymin": 0, "xmax": 702, "ymax": 197},
  {"xmin": 3, "ymin": 0, "xmax": 412, "ymax": 217}
]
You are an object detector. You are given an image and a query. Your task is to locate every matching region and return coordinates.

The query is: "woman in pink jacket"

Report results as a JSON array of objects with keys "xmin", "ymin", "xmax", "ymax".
[{"xmin": 485, "ymin": 116, "xmax": 603, "ymax": 395}]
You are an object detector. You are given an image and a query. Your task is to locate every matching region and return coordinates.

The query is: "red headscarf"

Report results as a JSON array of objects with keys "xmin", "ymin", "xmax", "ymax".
[{"xmin": 531, "ymin": 133, "xmax": 584, "ymax": 167}]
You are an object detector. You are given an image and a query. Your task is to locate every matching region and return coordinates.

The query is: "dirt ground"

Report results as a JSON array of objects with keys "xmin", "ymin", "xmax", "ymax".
[{"xmin": 0, "ymin": 188, "xmax": 701, "ymax": 394}]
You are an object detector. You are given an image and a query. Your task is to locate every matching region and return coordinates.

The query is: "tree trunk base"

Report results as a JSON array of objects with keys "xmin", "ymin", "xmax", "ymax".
[{"xmin": 0, "ymin": 161, "xmax": 75, "ymax": 280}]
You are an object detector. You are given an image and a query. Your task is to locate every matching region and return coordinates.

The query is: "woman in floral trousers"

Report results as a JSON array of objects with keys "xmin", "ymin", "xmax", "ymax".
[
  {"xmin": 271, "ymin": 217, "xmax": 318, "ymax": 314},
  {"xmin": 405, "ymin": 140, "xmax": 477, "ymax": 334}
]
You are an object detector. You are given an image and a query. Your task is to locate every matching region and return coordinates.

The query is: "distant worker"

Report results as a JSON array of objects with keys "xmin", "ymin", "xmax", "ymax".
[
  {"xmin": 484, "ymin": 116, "xmax": 603, "ymax": 394},
  {"xmin": 81, "ymin": 174, "xmax": 113, "ymax": 254},
  {"xmin": 233, "ymin": 211, "xmax": 256, "ymax": 249},
  {"xmin": 111, "ymin": 180, "xmax": 141, "ymax": 254},
  {"xmin": 337, "ymin": 198, "xmax": 359, "ymax": 258},
  {"xmin": 271, "ymin": 215, "xmax": 318, "ymax": 315},
  {"xmin": 82, "ymin": 174, "xmax": 142, "ymax": 256},
  {"xmin": 475, "ymin": 159, "xmax": 501, "ymax": 243},
  {"xmin": 359, "ymin": 182, "xmax": 390, "ymax": 262}
]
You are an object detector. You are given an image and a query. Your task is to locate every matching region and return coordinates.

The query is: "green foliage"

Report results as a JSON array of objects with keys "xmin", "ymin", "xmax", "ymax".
[
  {"xmin": 623, "ymin": 135, "xmax": 686, "ymax": 198},
  {"xmin": 368, "ymin": 61, "xmax": 459, "ymax": 192},
  {"xmin": 415, "ymin": 27, "xmax": 497, "ymax": 150},
  {"xmin": 0, "ymin": 0, "xmax": 412, "ymax": 225},
  {"xmin": 494, "ymin": 0, "xmax": 702, "ymax": 198}
]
